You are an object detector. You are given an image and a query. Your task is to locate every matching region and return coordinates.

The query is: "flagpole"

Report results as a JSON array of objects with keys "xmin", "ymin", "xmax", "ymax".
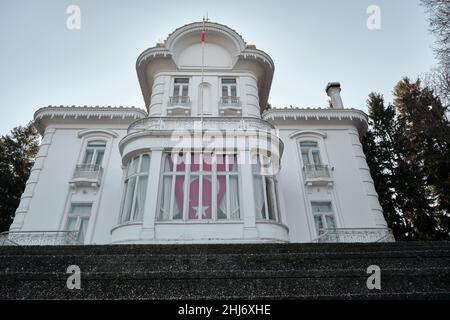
[{"xmin": 200, "ymin": 17, "xmax": 205, "ymax": 138}]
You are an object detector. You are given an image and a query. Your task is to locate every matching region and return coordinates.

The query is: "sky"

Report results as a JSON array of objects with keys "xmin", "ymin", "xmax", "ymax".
[{"xmin": 0, "ymin": 0, "xmax": 437, "ymax": 135}]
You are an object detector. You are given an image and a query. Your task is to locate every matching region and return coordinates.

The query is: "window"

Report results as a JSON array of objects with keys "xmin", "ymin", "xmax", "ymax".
[
  {"xmin": 82, "ymin": 140, "xmax": 106, "ymax": 167},
  {"xmin": 158, "ymin": 153, "xmax": 240, "ymax": 221},
  {"xmin": 300, "ymin": 141, "xmax": 321, "ymax": 167},
  {"xmin": 311, "ymin": 201, "xmax": 336, "ymax": 235},
  {"xmin": 121, "ymin": 154, "xmax": 150, "ymax": 223},
  {"xmin": 221, "ymin": 78, "xmax": 238, "ymax": 104},
  {"xmin": 173, "ymin": 78, "xmax": 189, "ymax": 97},
  {"xmin": 253, "ymin": 155, "xmax": 280, "ymax": 222},
  {"xmin": 66, "ymin": 203, "xmax": 92, "ymax": 243}
]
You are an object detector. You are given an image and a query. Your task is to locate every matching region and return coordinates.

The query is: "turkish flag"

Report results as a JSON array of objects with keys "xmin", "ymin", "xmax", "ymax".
[
  {"xmin": 201, "ymin": 31, "xmax": 205, "ymax": 43},
  {"xmin": 168, "ymin": 154, "xmax": 229, "ymax": 220}
]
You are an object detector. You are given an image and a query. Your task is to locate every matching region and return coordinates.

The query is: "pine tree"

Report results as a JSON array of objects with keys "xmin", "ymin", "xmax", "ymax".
[
  {"xmin": 363, "ymin": 78, "xmax": 450, "ymax": 240},
  {"xmin": 362, "ymin": 93, "xmax": 412, "ymax": 240},
  {"xmin": 0, "ymin": 122, "xmax": 39, "ymax": 232},
  {"xmin": 394, "ymin": 78, "xmax": 450, "ymax": 239}
]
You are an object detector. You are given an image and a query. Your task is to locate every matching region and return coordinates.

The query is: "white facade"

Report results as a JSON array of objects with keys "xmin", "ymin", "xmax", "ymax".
[{"xmin": 7, "ymin": 22, "xmax": 391, "ymax": 245}]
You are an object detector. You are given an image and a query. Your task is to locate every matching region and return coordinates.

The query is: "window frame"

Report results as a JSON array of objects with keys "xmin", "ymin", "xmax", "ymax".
[
  {"xmin": 82, "ymin": 140, "xmax": 107, "ymax": 167},
  {"xmin": 172, "ymin": 77, "xmax": 190, "ymax": 97},
  {"xmin": 311, "ymin": 201, "xmax": 337, "ymax": 236},
  {"xmin": 221, "ymin": 78, "xmax": 237, "ymax": 98},
  {"xmin": 120, "ymin": 153, "xmax": 151, "ymax": 224},
  {"xmin": 65, "ymin": 202, "xmax": 92, "ymax": 244},
  {"xmin": 252, "ymin": 154, "xmax": 281, "ymax": 223},
  {"xmin": 157, "ymin": 152, "xmax": 241, "ymax": 222},
  {"xmin": 299, "ymin": 141, "xmax": 322, "ymax": 167}
]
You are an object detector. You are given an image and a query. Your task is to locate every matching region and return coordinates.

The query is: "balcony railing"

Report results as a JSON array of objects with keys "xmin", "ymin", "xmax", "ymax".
[
  {"xmin": 169, "ymin": 96, "xmax": 191, "ymax": 106},
  {"xmin": 219, "ymin": 96, "xmax": 241, "ymax": 106},
  {"xmin": 303, "ymin": 164, "xmax": 331, "ymax": 179},
  {"xmin": 313, "ymin": 228, "xmax": 395, "ymax": 243},
  {"xmin": 219, "ymin": 96, "xmax": 242, "ymax": 115},
  {"xmin": 70, "ymin": 164, "xmax": 103, "ymax": 188},
  {"xmin": 168, "ymin": 96, "xmax": 191, "ymax": 115},
  {"xmin": 128, "ymin": 117, "xmax": 276, "ymax": 133},
  {"xmin": 0, "ymin": 230, "xmax": 80, "ymax": 246}
]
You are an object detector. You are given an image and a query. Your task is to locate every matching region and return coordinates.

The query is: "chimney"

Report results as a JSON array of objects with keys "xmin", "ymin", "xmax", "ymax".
[{"xmin": 326, "ymin": 82, "xmax": 344, "ymax": 109}]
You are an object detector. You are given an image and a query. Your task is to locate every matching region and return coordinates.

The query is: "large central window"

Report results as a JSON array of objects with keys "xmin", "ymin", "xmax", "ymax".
[{"xmin": 158, "ymin": 153, "xmax": 240, "ymax": 221}]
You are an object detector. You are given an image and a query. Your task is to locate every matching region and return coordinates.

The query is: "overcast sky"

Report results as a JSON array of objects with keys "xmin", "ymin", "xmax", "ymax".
[{"xmin": 0, "ymin": 0, "xmax": 436, "ymax": 134}]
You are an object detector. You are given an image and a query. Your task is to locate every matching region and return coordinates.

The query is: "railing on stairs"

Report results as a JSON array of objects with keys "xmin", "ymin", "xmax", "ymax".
[
  {"xmin": 312, "ymin": 228, "xmax": 395, "ymax": 243},
  {"xmin": 0, "ymin": 231, "xmax": 80, "ymax": 246}
]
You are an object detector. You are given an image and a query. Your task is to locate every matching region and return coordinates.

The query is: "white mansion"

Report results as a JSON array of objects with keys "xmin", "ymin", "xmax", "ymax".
[{"xmin": 6, "ymin": 21, "xmax": 392, "ymax": 245}]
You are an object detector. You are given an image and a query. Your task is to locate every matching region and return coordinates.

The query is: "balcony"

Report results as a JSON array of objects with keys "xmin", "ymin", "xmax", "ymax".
[
  {"xmin": 313, "ymin": 228, "xmax": 395, "ymax": 243},
  {"xmin": 128, "ymin": 116, "xmax": 276, "ymax": 133},
  {"xmin": 303, "ymin": 164, "xmax": 333, "ymax": 187},
  {"xmin": 69, "ymin": 164, "xmax": 103, "ymax": 189},
  {"xmin": 0, "ymin": 231, "xmax": 80, "ymax": 246},
  {"xmin": 219, "ymin": 96, "xmax": 241, "ymax": 115},
  {"xmin": 167, "ymin": 96, "xmax": 191, "ymax": 115}
]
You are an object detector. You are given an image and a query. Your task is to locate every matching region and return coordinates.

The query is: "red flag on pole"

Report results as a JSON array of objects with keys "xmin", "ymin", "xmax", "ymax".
[{"xmin": 201, "ymin": 30, "xmax": 205, "ymax": 42}]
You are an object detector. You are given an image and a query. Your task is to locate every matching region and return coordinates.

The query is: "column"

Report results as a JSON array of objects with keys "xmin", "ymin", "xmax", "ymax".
[
  {"xmin": 240, "ymin": 150, "xmax": 258, "ymax": 239},
  {"xmin": 140, "ymin": 148, "xmax": 164, "ymax": 240}
]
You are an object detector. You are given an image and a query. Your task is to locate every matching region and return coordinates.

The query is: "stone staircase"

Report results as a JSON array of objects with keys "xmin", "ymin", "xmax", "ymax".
[{"xmin": 1, "ymin": 242, "xmax": 450, "ymax": 299}]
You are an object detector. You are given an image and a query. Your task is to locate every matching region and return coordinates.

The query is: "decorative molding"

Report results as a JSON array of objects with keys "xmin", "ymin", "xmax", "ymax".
[
  {"xmin": 164, "ymin": 21, "xmax": 246, "ymax": 53},
  {"xmin": 78, "ymin": 129, "xmax": 119, "ymax": 138},
  {"xmin": 136, "ymin": 47, "xmax": 172, "ymax": 68},
  {"xmin": 33, "ymin": 106, "xmax": 147, "ymax": 134},
  {"xmin": 263, "ymin": 108, "xmax": 369, "ymax": 136},
  {"xmin": 289, "ymin": 130, "xmax": 327, "ymax": 139},
  {"xmin": 127, "ymin": 116, "xmax": 275, "ymax": 134}
]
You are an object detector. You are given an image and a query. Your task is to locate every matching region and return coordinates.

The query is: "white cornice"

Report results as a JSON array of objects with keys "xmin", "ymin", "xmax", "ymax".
[
  {"xmin": 263, "ymin": 107, "xmax": 367, "ymax": 122},
  {"xmin": 136, "ymin": 47, "xmax": 172, "ymax": 68},
  {"xmin": 262, "ymin": 108, "xmax": 369, "ymax": 136},
  {"xmin": 33, "ymin": 106, "xmax": 147, "ymax": 135},
  {"xmin": 165, "ymin": 21, "xmax": 246, "ymax": 52}
]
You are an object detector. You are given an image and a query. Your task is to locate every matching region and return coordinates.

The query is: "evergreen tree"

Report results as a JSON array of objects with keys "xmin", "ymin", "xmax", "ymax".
[
  {"xmin": 0, "ymin": 123, "xmax": 39, "ymax": 232},
  {"xmin": 363, "ymin": 78, "xmax": 450, "ymax": 240}
]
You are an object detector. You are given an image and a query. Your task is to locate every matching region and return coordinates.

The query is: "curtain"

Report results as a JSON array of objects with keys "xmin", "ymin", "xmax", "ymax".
[
  {"xmin": 229, "ymin": 175, "xmax": 240, "ymax": 219},
  {"xmin": 122, "ymin": 178, "xmax": 135, "ymax": 222},
  {"xmin": 78, "ymin": 218, "xmax": 89, "ymax": 243},
  {"xmin": 218, "ymin": 176, "xmax": 227, "ymax": 219},
  {"xmin": 254, "ymin": 176, "xmax": 265, "ymax": 219},
  {"xmin": 266, "ymin": 177, "xmax": 277, "ymax": 220},
  {"xmin": 140, "ymin": 155, "xmax": 150, "ymax": 172},
  {"xmin": 95, "ymin": 150, "xmax": 104, "ymax": 166},
  {"xmin": 66, "ymin": 217, "xmax": 78, "ymax": 231},
  {"xmin": 83, "ymin": 150, "xmax": 94, "ymax": 165},
  {"xmin": 160, "ymin": 176, "xmax": 172, "ymax": 220},
  {"xmin": 134, "ymin": 176, "xmax": 148, "ymax": 221}
]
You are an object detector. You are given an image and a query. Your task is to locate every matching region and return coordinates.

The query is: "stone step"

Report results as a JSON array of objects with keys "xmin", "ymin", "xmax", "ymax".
[
  {"xmin": 1, "ymin": 242, "xmax": 449, "ymax": 256},
  {"xmin": 1, "ymin": 253, "xmax": 449, "ymax": 274},
  {"xmin": 1, "ymin": 242, "xmax": 450, "ymax": 299}
]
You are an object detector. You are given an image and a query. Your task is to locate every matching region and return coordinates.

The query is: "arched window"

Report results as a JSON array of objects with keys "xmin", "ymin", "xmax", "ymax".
[
  {"xmin": 253, "ymin": 155, "xmax": 280, "ymax": 222},
  {"xmin": 121, "ymin": 154, "xmax": 150, "ymax": 223},
  {"xmin": 158, "ymin": 152, "xmax": 240, "ymax": 221}
]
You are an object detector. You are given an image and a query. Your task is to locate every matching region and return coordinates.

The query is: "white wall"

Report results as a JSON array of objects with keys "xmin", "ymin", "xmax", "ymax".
[
  {"xmin": 275, "ymin": 124, "xmax": 382, "ymax": 242},
  {"xmin": 148, "ymin": 71, "xmax": 261, "ymax": 118}
]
